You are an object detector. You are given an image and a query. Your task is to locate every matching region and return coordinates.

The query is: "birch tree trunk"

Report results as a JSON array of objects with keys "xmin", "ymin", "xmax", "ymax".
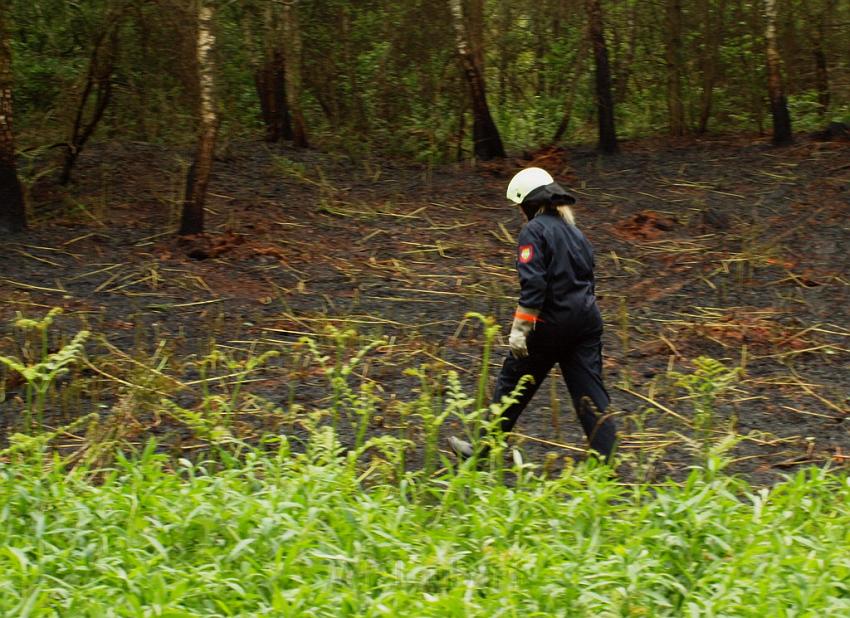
[
  {"xmin": 281, "ymin": 0, "xmax": 307, "ymax": 148},
  {"xmin": 448, "ymin": 0, "xmax": 505, "ymax": 160},
  {"xmin": 765, "ymin": 0, "xmax": 792, "ymax": 145},
  {"xmin": 585, "ymin": 0, "xmax": 618, "ymax": 154},
  {"xmin": 179, "ymin": 1, "xmax": 218, "ymax": 236},
  {"xmin": 0, "ymin": 3, "xmax": 25, "ymax": 233}
]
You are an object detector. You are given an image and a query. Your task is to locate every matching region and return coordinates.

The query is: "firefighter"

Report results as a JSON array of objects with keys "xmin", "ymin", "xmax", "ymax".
[{"xmin": 449, "ymin": 167, "xmax": 617, "ymax": 463}]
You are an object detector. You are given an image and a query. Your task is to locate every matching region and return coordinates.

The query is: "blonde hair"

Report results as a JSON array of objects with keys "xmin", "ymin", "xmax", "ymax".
[
  {"xmin": 529, "ymin": 201, "xmax": 576, "ymax": 225},
  {"xmin": 557, "ymin": 205, "xmax": 575, "ymax": 225}
]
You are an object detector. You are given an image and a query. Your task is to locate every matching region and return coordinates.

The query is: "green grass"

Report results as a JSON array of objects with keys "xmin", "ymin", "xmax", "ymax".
[
  {"xmin": 2, "ymin": 436, "xmax": 849, "ymax": 617},
  {"xmin": 2, "ymin": 312, "xmax": 849, "ymax": 615}
]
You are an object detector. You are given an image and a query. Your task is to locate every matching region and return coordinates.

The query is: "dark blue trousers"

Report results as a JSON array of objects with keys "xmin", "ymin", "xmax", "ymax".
[{"xmin": 492, "ymin": 318, "xmax": 617, "ymax": 459}]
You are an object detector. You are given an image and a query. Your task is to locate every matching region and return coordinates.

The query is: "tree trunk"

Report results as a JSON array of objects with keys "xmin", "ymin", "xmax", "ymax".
[
  {"xmin": 533, "ymin": 1, "xmax": 547, "ymax": 96},
  {"xmin": 60, "ymin": 20, "xmax": 119, "ymax": 185},
  {"xmin": 802, "ymin": 0, "xmax": 832, "ymax": 116},
  {"xmin": 613, "ymin": 1, "xmax": 638, "ymax": 104},
  {"xmin": 812, "ymin": 44, "xmax": 829, "ymax": 115},
  {"xmin": 448, "ymin": 0, "xmax": 505, "ymax": 160},
  {"xmin": 551, "ymin": 37, "xmax": 588, "ymax": 143},
  {"xmin": 496, "ymin": 0, "xmax": 512, "ymax": 109},
  {"xmin": 585, "ymin": 0, "xmax": 618, "ymax": 154},
  {"xmin": 252, "ymin": 3, "xmax": 292, "ymax": 143},
  {"xmin": 466, "ymin": 0, "xmax": 486, "ymax": 78},
  {"xmin": 697, "ymin": 0, "xmax": 724, "ymax": 134},
  {"xmin": 0, "ymin": 4, "xmax": 25, "ymax": 233},
  {"xmin": 281, "ymin": 0, "xmax": 307, "ymax": 148},
  {"xmin": 665, "ymin": 0, "xmax": 686, "ymax": 136},
  {"xmin": 179, "ymin": 2, "xmax": 218, "ymax": 236},
  {"xmin": 255, "ymin": 57, "xmax": 274, "ymax": 140},
  {"xmin": 812, "ymin": 49, "xmax": 830, "ymax": 116},
  {"xmin": 764, "ymin": 0, "xmax": 792, "ymax": 145},
  {"xmin": 256, "ymin": 47, "xmax": 292, "ymax": 142}
]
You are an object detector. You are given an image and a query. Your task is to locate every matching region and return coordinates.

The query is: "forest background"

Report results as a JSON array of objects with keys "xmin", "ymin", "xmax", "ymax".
[
  {"xmin": 1, "ymin": 0, "xmax": 849, "ymax": 232},
  {"xmin": 0, "ymin": 0, "xmax": 849, "ymax": 473},
  {"xmin": 0, "ymin": 1, "xmax": 849, "ymax": 614}
]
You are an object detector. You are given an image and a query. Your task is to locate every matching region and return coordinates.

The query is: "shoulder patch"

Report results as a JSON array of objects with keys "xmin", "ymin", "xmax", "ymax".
[{"xmin": 518, "ymin": 244, "xmax": 534, "ymax": 263}]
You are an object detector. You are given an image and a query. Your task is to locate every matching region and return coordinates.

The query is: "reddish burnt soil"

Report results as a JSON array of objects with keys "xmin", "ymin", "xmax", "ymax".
[{"xmin": 1, "ymin": 136, "xmax": 848, "ymax": 483}]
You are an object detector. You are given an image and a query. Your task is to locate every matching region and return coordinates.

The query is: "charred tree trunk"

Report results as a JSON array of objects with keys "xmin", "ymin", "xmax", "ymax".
[
  {"xmin": 253, "ymin": 3, "xmax": 291, "ymax": 143},
  {"xmin": 765, "ymin": 0, "xmax": 792, "ymax": 145},
  {"xmin": 273, "ymin": 49, "xmax": 293, "ymax": 140},
  {"xmin": 448, "ymin": 0, "xmax": 505, "ymax": 160},
  {"xmin": 665, "ymin": 0, "xmax": 686, "ymax": 136},
  {"xmin": 0, "ymin": 5, "xmax": 25, "ymax": 233},
  {"xmin": 585, "ymin": 0, "xmax": 618, "ymax": 154},
  {"xmin": 60, "ymin": 20, "xmax": 120, "ymax": 185},
  {"xmin": 281, "ymin": 0, "xmax": 307, "ymax": 148},
  {"xmin": 256, "ymin": 48, "xmax": 292, "ymax": 142},
  {"xmin": 179, "ymin": 2, "xmax": 218, "ymax": 236}
]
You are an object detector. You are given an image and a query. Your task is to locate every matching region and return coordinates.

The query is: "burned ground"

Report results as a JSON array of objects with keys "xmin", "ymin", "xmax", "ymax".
[{"xmin": 1, "ymin": 136, "xmax": 848, "ymax": 483}]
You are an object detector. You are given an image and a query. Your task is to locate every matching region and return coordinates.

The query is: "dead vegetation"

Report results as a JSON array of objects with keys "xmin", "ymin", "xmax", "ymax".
[{"xmin": 1, "ymin": 136, "xmax": 848, "ymax": 483}]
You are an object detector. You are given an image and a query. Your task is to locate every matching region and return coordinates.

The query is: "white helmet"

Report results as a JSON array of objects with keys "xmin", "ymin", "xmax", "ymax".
[{"xmin": 506, "ymin": 167, "xmax": 553, "ymax": 204}]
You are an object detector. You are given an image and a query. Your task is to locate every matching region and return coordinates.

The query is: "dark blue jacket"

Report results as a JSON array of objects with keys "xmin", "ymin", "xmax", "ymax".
[{"xmin": 515, "ymin": 211, "xmax": 599, "ymax": 328}]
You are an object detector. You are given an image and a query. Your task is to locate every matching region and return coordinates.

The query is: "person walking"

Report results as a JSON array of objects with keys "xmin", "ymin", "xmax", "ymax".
[{"xmin": 449, "ymin": 167, "xmax": 617, "ymax": 463}]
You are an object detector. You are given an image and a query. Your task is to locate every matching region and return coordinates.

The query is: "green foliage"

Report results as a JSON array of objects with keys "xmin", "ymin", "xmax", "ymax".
[
  {"xmin": 1, "ymin": 313, "xmax": 848, "ymax": 615},
  {"xmin": 7, "ymin": 0, "xmax": 850, "ymax": 158},
  {"xmin": 298, "ymin": 326, "xmax": 387, "ymax": 444},
  {"xmin": 671, "ymin": 356, "xmax": 741, "ymax": 455},
  {"xmin": 1, "ymin": 432, "xmax": 849, "ymax": 615},
  {"xmin": 0, "ymin": 309, "xmax": 90, "ymax": 429}
]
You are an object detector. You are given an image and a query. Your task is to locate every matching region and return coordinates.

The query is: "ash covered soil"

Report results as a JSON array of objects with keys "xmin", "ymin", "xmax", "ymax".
[{"xmin": 1, "ymin": 135, "xmax": 848, "ymax": 483}]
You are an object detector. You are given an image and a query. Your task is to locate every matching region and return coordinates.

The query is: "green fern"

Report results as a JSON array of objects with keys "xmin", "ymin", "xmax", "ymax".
[
  {"xmin": 671, "ymin": 356, "xmax": 741, "ymax": 455},
  {"xmin": 0, "ymin": 312, "xmax": 90, "ymax": 429}
]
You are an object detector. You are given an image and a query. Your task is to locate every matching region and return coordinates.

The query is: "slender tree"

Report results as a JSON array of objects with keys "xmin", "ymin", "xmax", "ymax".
[
  {"xmin": 585, "ymin": 0, "xmax": 618, "ymax": 154},
  {"xmin": 447, "ymin": 0, "xmax": 505, "ymax": 160},
  {"xmin": 802, "ymin": 0, "xmax": 833, "ymax": 116},
  {"xmin": 495, "ymin": 0, "xmax": 513, "ymax": 110},
  {"xmin": 60, "ymin": 10, "xmax": 122, "ymax": 185},
  {"xmin": 179, "ymin": 1, "xmax": 218, "ymax": 236},
  {"xmin": 664, "ymin": 0, "xmax": 686, "ymax": 136},
  {"xmin": 0, "ymin": 2, "xmax": 25, "ymax": 233},
  {"xmin": 551, "ymin": 38, "xmax": 588, "ymax": 144},
  {"xmin": 467, "ymin": 0, "xmax": 486, "ymax": 82},
  {"xmin": 281, "ymin": 0, "xmax": 307, "ymax": 148},
  {"xmin": 253, "ymin": 3, "xmax": 292, "ymax": 142},
  {"xmin": 764, "ymin": 0, "xmax": 792, "ymax": 145},
  {"xmin": 612, "ymin": 0, "xmax": 638, "ymax": 104},
  {"xmin": 697, "ymin": 0, "xmax": 725, "ymax": 134}
]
